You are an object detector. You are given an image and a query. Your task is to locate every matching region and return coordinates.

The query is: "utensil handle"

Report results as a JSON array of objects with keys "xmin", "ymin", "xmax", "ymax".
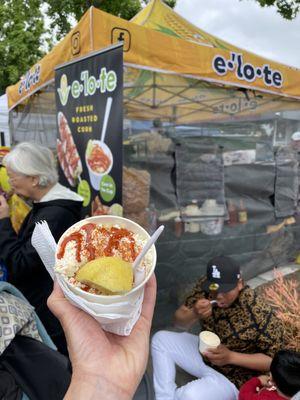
[
  {"xmin": 101, "ymin": 97, "xmax": 113, "ymax": 143},
  {"xmin": 133, "ymin": 225, "xmax": 164, "ymax": 271}
]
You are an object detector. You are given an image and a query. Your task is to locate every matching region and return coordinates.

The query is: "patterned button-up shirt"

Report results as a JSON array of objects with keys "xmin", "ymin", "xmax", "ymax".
[{"xmin": 184, "ymin": 278, "xmax": 285, "ymax": 388}]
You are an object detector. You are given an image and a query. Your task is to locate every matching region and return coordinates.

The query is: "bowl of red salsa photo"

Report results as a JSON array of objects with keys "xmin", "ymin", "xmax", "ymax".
[{"xmin": 85, "ymin": 139, "xmax": 113, "ymax": 190}]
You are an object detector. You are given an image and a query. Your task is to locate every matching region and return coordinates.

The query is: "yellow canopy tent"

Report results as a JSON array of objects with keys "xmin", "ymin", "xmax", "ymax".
[
  {"xmin": 6, "ymin": 0, "xmax": 300, "ymax": 124},
  {"xmin": 127, "ymin": 0, "xmax": 300, "ymax": 123}
]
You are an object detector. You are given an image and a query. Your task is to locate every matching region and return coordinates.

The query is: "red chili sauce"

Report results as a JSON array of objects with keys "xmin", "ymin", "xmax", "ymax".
[{"xmin": 57, "ymin": 223, "xmax": 138, "ymax": 263}]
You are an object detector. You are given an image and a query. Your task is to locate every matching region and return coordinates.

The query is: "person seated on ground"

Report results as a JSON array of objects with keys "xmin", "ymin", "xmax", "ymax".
[
  {"xmin": 47, "ymin": 274, "xmax": 157, "ymax": 400},
  {"xmin": 239, "ymin": 349, "xmax": 300, "ymax": 400},
  {"xmin": 0, "ymin": 142, "xmax": 83, "ymax": 355},
  {"xmin": 151, "ymin": 255, "xmax": 286, "ymax": 400}
]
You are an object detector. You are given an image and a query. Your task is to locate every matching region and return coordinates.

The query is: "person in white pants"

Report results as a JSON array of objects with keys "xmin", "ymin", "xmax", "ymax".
[
  {"xmin": 152, "ymin": 330, "xmax": 239, "ymax": 400},
  {"xmin": 151, "ymin": 256, "xmax": 285, "ymax": 400}
]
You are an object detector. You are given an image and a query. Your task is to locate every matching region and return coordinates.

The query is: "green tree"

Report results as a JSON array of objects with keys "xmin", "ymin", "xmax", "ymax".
[
  {"xmin": 45, "ymin": 0, "xmax": 177, "ymax": 40},
  {"xmin": 0, "ymin": 0, "xmax": 44, "ymax": 94},
  {"xmin": 1, "ymin": 0, "xmax": 176, "ymax": 93},
  {"xmin": 247, "ymin": 0, "xmax": 300, "ymax": 20}
]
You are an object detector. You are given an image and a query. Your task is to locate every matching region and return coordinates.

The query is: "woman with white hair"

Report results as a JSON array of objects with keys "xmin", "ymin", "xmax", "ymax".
[{"xmin": 0, "ymin": 142, "xmax": 83, "ymax": 355}]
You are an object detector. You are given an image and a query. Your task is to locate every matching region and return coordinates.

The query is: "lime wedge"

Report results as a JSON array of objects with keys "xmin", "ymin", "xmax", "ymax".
[
  {"xmin": 76, "ymin": 256, "xmax": 133, "ymax": 294},
  {"xmin": 109, "ymin": 203, "xmax": 123, "ymax": 217}
]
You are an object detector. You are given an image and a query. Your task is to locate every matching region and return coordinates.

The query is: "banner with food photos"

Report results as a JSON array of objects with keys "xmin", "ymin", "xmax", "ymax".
[{"xmin": 55, "ymin": 43, "xmax": 123, "ymax": 216}]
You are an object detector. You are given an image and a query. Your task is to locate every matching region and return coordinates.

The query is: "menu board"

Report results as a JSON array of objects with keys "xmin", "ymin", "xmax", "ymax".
[{"xmin": 55, "ymin": 43, "xmax": 123, "ymax": 216}]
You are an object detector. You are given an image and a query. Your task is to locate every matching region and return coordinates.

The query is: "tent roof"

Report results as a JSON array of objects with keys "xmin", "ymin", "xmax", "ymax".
[
  {"xmin": 6, "ymin": 0, "xmax": 300, "ymax": 110},
  {"xmin": 133, "ymin": 0, "xmax": 297, "ymax": 71},
  {"xmin": 124, "ymin": 0, "xmax": 300, "ymax": 124},
  {"xmin": 132, "ymin": 0, "xmax": 244, "ymax": 52}
]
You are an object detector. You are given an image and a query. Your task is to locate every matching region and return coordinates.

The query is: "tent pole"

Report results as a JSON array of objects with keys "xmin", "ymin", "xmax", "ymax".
[{"xmin": 152, "ymin": 72, "xmax": 157, "ymax": 108}]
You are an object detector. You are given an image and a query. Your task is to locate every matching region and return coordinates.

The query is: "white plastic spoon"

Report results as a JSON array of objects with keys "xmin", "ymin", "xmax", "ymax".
[
  {"xmin": 133, "ymin": 225, "xmax": 165, "ymax": 285},
  {"xmin": 101, "ymin": 97, "xmax": 113, "ymax": 143},
  {"xmin": 133, "ymin": 225, "xmax": 165, "ymax": 271}
]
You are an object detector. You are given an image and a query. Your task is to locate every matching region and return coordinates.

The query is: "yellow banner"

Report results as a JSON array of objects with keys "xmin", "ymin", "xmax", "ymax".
[{"xmin": 123, "ymin": 66, "xmax": 300, "ymax": 124}]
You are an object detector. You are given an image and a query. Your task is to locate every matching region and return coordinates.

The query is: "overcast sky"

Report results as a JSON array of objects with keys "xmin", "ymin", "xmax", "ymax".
[{"xmin": 175, "ymin": 0, "xmax": 300, "ymax": 68}]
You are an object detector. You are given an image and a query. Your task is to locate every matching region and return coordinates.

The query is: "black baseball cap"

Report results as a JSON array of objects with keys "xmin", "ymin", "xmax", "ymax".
[{"xmin": 202, "ymin": 256, "xmax": 241, "ymax": 293}]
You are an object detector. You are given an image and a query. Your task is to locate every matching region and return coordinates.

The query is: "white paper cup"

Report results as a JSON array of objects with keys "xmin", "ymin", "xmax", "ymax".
[
  {"xmin": 85, "ymin": 140, "xmax": 113, "ymax": 190},
  {"xmin": 55, "ymin": 215, "xmax": 157, "ymax": 335},
  {"xmin": 199, "ymin": 331, "xmax": 221, "ymax": 354}
]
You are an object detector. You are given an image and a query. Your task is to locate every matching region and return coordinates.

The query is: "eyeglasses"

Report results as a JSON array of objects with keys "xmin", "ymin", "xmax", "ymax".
[{"xmin": 7, "ymin": 173, "xmax": 28, "ymax": 184}]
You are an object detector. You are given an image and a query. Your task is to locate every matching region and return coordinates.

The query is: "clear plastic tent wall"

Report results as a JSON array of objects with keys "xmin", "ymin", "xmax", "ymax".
[{"xmin": 123, "ymin": 68, "xmax": 300, "ymax": 328}]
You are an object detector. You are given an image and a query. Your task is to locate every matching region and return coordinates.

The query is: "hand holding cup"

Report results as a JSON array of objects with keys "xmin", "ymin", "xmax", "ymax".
[{"xmin": 204, "ymin": 343, "xmax": 232, "ymax": 367}]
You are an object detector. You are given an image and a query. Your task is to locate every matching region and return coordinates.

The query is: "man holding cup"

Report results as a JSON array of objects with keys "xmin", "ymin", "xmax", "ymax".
[{"xmin": 151, "ymin": 256, "xmax": 285, "ymax": 400}]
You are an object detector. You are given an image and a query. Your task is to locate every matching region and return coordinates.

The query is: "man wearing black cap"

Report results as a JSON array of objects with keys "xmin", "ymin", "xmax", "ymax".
[{"xmin": 151, "ymin": 255, "xmax": 285, "ymax": 400}]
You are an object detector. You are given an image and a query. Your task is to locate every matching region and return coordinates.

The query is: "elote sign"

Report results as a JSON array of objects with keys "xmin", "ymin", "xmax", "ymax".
[
  {"xmin": 212, "ymin": 52, "xmax": 283, "ymax": 88},
  {"xmin": 55, "ymin": 43, "xmax": 123, "ymax": 215},
  {"xmin": 57, "ymin": 68, "xmax": 117, "ymax": 106}
]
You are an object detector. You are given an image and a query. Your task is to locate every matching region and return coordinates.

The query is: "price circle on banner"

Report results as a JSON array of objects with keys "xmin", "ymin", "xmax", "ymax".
[{"xmin": 100, "ymin": 175, "xmax": 116, "ymax": 202}]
